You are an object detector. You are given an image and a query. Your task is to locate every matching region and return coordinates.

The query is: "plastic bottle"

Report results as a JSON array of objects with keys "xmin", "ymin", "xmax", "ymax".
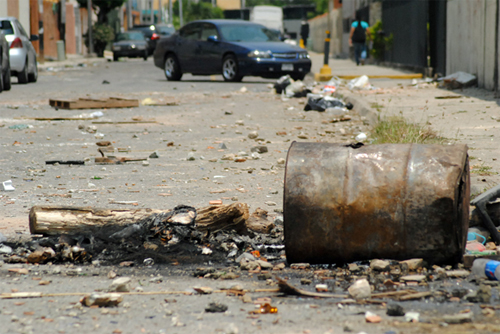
[{"xmin": 471, "ymin": 258, "xmax": 500, "ymax": 280}]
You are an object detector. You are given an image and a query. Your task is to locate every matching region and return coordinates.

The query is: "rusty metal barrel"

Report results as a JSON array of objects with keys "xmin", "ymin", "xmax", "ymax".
[{"xmin": 284, "ymin": 142, "xmax": 470, "ymax": 265}]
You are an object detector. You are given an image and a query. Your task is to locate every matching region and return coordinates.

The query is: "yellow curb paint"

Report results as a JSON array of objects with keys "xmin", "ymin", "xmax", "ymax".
[{"xmin": 335, "ymin": 74, "xmax": 423, "ymax": 80}]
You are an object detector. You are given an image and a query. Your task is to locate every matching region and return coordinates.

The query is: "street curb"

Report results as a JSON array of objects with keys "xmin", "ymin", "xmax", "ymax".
[
  {"xmin": 336, "ymin": 74, "xmax": 423, "ymax": 80},
  {"xmin": 341, "ymin": 91, "xmax": 379, "ymax": 126},
  {"xmin": 38, "ymin": 57, "xmax": 107, "ymax": 71}
]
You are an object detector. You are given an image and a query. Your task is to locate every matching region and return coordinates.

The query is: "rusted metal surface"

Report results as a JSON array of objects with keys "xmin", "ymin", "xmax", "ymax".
[{"xmin": 284, "ymin": 142, "xmax": 470, "ymax": 265}]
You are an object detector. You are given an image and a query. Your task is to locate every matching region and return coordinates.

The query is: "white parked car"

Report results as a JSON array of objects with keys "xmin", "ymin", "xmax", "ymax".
[{"xmin": 0, "ymin": 17, "xmax": 38, "ymax": 84}]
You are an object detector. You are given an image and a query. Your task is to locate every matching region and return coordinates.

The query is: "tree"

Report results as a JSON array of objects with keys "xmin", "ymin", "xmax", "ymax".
[
  {"xmin": 173, "ymin": 0, "xmax": 223, "ymax": 28},
  {"xmin": 77, "ymin": 0, "xmax": 126, "ymax": 24}
]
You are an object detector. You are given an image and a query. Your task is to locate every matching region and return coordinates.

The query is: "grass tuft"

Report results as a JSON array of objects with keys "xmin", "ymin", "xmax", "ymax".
[{"xmin": 370, "ymin": 116, "xmax": 446, "ymax": 145}]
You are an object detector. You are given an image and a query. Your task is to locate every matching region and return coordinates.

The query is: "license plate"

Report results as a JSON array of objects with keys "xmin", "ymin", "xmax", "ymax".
[{"xmin": 281, "ymin": 64, "xmax": 293, "ymax": 71}]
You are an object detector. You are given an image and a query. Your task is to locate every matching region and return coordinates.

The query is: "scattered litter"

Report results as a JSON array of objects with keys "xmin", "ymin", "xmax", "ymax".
[
  {"xmin": 80, "ymin": 293, "xmax": 123, "ymax": 307},
  {"xmin": 274, "ymin": 75, "xmax": 292, "ymax": 94},
  {"xmin": 46, "ymin": 160, "xmax": 85, "ymax": 165},
  {"xmin": 1, "ymin": 180, "xmax": 15, "ymax": 191},
  {"xmin": 405, "ymin": 312, "xmax": 420, "ymax": 323},
  {"xmin": 439, "ymin": 71, "xmax": 477, "ymax": 89},
  {"xmin": 141, "ymin": 97, "xmax": 178, "ymax": 106},
  {"xmin": 347, "ymin": 75, "xmax": 373, "ymax": 90},
  {"xmin": 49, "ymin": 97, "xmax": 139, "ymax": 110},
  {"xmin": 304, "ymin": 94, "xmax": 351, "ymax": 112},
  {"xmin": 205, "ymin": 302, "xmax": 228, "ymax": 313},
  {"xmin": 8, "ymin": 124, "xmax": 31, "ymax": 130},
  {"xmin": 249, "ymin": 303, "xmax": 278, "ymax": 314},
  {"xmin": 285, "ymin": 81, "xmax": 310, "ymax": 98},
  {"xmin": 355, "ymin": 133, "xmax": 367, "ymax": 142}
]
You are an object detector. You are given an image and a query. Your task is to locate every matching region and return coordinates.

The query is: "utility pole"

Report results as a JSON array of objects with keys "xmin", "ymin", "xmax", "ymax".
[
  {"xmin": 88, "ymin": 0, "xmax": 93, "ymax": 55},
  {"xmin": 314, "ymin": 0, "xmax": 333, "ymax": 82},
  {"xmin": 169, "ymin": 0, "xmax": 173, "ymax": 24},
  {"xmin": 179, "ymin": 0, "xmax": 183, "ymax": 27},
  {"xmin": 127, "ymin": 0, "xmax": 133, "ymax": 30},
  {"xmin": 60, "ymin": 0, "xmax": 66, "ymax": 43},
  {"xmin": 38, "ymin": 0, "xmax": 44, "ymax": 63},
  {"xmin": 150, "ymin": 0, "xmax": 154, "ymax": 24}
]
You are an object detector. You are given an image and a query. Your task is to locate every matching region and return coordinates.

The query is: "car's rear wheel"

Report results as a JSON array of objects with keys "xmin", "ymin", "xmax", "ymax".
[
  {"xmin": 3, "ymin": 65, "xmax": 11, "ymax": 90},
  {"xmin": 164, "ymin": 55, "xmax": 182, "ymax": 81},
  {"xmin": 28, "ymin": 61, "xmax": 37, "ymax": 83},
  {"xmin": 0, "ymin": 69, "xmax": 3, "ymax": 93},
  {"xmin": 17, "ymin": 58, "xmax": 29, "ymax": 84},
  {"xmin": 222, "ymin": 55, "xmax": 243, "ymax": 82},
  {"xmin": 143, "ymin": 50, "xmax": 148, "ymax": 61}
]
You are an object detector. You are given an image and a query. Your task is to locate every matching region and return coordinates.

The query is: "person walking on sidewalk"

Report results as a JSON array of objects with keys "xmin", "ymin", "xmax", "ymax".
[{"xmin": 349, "ymin": 14, "xmax": 370, "ymax": 66}]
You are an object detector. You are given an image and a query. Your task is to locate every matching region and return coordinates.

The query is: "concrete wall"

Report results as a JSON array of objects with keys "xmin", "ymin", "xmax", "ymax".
[
  {"xmin": 308, "ymin": 9, "xmax": 343, "ymax": 57},
  {"xmin": 447, "ymin": 0, "xmax": 497, "ymax": 89}
]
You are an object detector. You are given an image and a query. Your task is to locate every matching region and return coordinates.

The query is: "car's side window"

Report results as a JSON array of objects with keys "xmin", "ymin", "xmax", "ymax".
[
  {"xmin": 180, "ymin": 24, "xmax": 201, "ymax": 41},
  {"xmin": 201, "ymin": 23, "xmax": 218, "ymax": 40},
  {"xmin": 0, "ymin": 20, "xmax": 14, "ymax": 35}
]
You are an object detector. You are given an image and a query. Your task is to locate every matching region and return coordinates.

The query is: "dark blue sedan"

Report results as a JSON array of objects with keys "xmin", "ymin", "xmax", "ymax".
[{"xmin": 153, "ymin": 19, "xmax": 311, "ymax": 82}]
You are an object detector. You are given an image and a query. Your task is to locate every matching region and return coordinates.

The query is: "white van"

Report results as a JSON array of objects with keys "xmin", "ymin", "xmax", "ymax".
[{"xmin": 250, "ymin": 6, "xmax": 283, "ymax": 32}]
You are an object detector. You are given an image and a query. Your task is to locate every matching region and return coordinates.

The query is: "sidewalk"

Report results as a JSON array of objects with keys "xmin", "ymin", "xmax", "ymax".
[
  {"xmin": 38, "ymin": 54, "xmax": 107, "ymax": 71},
  {"xmin": 308, "ymin": 52, "xmax": 500, "ymax": 196}
]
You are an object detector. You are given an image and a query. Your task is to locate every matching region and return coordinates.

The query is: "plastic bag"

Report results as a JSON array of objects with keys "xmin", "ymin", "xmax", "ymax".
[
  {"xmin": 304, "ymin": 94, "xmax": 347, "ymax": 112},
  {"xmin": 274, "ymin": 75, "xmax": 292, "ymax": 94},
  {"xmin": 347, "ymin": 75, "xmax": 372, "ymax": 90}
]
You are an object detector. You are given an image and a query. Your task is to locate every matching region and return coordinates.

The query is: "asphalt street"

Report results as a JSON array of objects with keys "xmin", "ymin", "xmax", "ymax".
[{"xmin": 0, "ymin": 56, "xmax": 499, "ymax": 334}]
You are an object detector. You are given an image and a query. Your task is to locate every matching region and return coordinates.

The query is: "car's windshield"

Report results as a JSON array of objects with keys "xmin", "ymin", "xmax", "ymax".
[
  {"xmin": 219, "ymin": 24, "xmax": 280, "ymax": 42},
  {"xmin": 117, "ymin": 32, "xmax": 145, "ymax": 41},
  {"xmin": 0, "ymin": 20, "xmax": 14, "ymax": 35}
]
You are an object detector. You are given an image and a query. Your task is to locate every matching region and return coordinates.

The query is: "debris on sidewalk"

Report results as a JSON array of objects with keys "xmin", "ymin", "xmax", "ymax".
[
  {"xmin": 1, "ymin": 180, "xmax": 15, "ymax": 191},
  {"xmin": 304, "ymin": 94, "xmax": 353, "ymax": 112},
  {"xmin": 80, "ymin": 293, "xmax": 123, "ymax": 307},
  {"xmin": 439, "ymin": 71, "xmax": 477, "ymax": 89},
  {"xmin": 141, "ymin": 97, "xmax": 179, "ymax": 106},
  {"xmin": 49, "ymin": 97, "xmax": 139, "ymax": 110},
  {"xmin": 347, "ymin": 75, "xmax": 374, "ymax": 90},
  {"xmin": 274, "ymin": 75, "xmax": 292, "ymax": 94}
]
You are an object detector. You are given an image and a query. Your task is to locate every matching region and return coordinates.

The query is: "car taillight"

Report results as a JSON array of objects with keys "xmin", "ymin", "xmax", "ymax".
[
  {"xmin": 10, "ymin": 37, "xmax": 23, "ymax": 49},
  {"xmin": 151, "ymin": 33, "xmax": 160, "ymax": 40}
]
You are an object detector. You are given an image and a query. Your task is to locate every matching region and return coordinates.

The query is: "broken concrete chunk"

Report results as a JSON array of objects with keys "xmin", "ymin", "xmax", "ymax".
[
  {"xmin": 240, "ymin": 259, "xmax": 260, "ymax": 271},
  {"xmin": 205, "ymin": 302, "xmax": 228, "ymax": 313},
  {"xmin": 442, "ymin": 312, "xmax": 473, "ymax": 324},
  {"xmin": 400, "ymin": 275, "xmax": 426, "ymax": 283},
  {"xmin": 108, "ymin": 277, "xmax": 131, "ymax": 292},
  {"xmin": 250, "ymin": 146, "xmax": 268, "ymax": 154},
  {"xmin": 386, "ymin": 304, "xmax": 405, "ymax": 316},
  {"xmin": 400, "ymin": 258, "xmax": 424, "ymax": 271},
  {"xmin": 370, "ymin": 259, "xmax": 390, "ymax": 271},
  {"xmin": 80, "ymin": 293, "xmax": 123, "ymax": 307},
  {"xmin": 348, "ymin": 279, "xmax": 371, "ymax": 299},
  {"xmin": 248, "ymin": 131, "xmax": 258, "ymax": 139}
]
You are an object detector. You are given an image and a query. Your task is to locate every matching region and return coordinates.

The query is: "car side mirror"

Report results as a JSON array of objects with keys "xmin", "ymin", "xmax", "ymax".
[
  {"xmin": 30, "ymin": 34, "xmax": 39, "ymax": 41},
  {"xmin": 207, "ymin": 35, "xmax": 218, "ymax": 42}
]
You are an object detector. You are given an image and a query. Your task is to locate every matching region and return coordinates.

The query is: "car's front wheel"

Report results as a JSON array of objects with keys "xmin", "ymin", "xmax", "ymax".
[
  {"xmin": 222, "ymin": 55, "xmax": 243, "ymax": 82},
  {"xmin": 164, "ymin": 55, "xmax": 182, "ymax": 81},
  {"xmin": 17, "ymin": 58, "xmax": 29, "ymax": 84}
]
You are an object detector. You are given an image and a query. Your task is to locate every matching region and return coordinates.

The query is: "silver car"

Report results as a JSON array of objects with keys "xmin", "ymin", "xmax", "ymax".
[
  {"xmin": 0, "ymin": 30, "xmax": 11, "ymax": 92},
  {"xmin": 0, "ymin": 17, "xmax": 38, "ymax": 84}
]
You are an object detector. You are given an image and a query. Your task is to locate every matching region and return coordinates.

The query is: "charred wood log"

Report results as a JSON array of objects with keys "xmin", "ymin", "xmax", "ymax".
[{"xmin": 29, "ymin": 203, "xmax": 250, "ymax": 236}]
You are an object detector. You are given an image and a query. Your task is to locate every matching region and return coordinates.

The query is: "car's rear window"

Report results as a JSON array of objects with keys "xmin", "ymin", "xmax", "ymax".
[
  {"xmin": 132, "ymin": 26, "xmax": 153, "ymax": 38},
  {"xmin": 0, "ymin": 20, "xmax": 14, "ymax": 35},
  {"xmin": 219, "ymin": 24, "xmax": 280, "ymax": 42},
  {"xmin": 117, "ymin": 32, "xmax": 145, "ymax": 41}
]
